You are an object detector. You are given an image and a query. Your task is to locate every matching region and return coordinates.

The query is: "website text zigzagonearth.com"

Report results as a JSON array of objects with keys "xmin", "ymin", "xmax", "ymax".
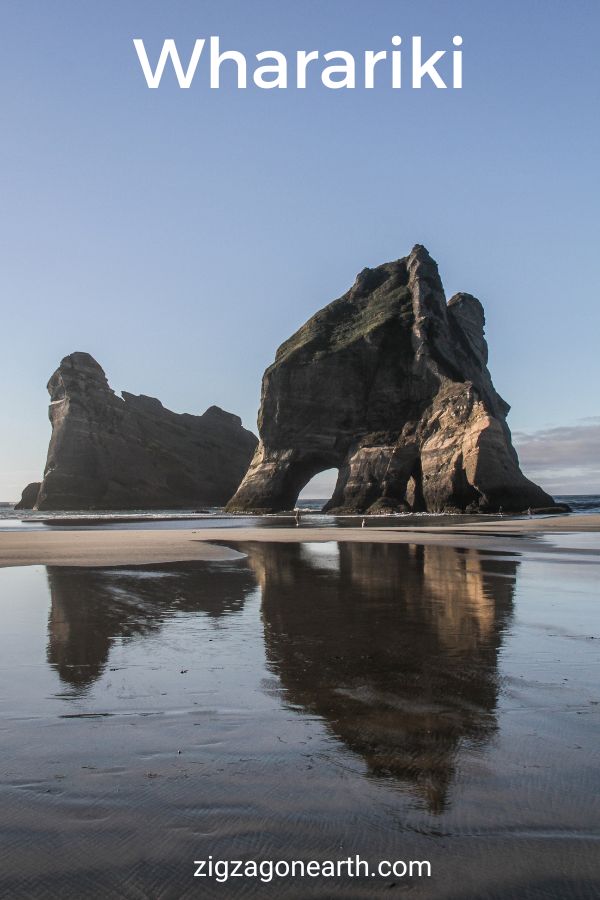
[{"xmin": 194, "ymin": 855, "xmax": 432, "ymax": 885}]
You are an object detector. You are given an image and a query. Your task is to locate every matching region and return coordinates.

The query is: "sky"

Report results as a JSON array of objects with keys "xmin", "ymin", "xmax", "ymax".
[{"xmin": 1, "ymin": 0, "xmax": 599, "ymax": 500}]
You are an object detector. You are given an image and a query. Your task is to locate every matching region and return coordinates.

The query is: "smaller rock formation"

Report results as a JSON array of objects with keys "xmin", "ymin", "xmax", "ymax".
[
  {"xmin": 19, "ymin": 352, "xmax": 257, "ymax": 511},
  {"xmin": 14, "ymin": 482, "xmax": 42, "ymax": 510}
]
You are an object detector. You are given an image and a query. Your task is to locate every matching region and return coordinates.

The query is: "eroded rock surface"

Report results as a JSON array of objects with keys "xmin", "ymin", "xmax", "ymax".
[
  {"xmin": 26, "ymin": 353, "xmax": 257, "ymax": 511},
  {"xmin": 227, "ymin": 245, "xmax": 555, "ymax": 513}
]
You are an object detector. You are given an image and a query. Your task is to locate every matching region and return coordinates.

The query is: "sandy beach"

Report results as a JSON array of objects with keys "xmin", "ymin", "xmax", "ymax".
[
  {"xmin": 0, "ymin": 513, "xmax": 598, "ymax": 568},
  {"xmin": 1, "ymin": 524, "xmax": 599, "ymax": 898}
]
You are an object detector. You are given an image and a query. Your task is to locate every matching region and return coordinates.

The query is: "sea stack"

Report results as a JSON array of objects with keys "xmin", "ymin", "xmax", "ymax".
[
  {"xmin": 14, "ymin": 482, "xmax": 42, "ymax": 510},
  {"xmin": 227, "ymin": 245, "xmax": 555, "ymax": 514},
  {"xmin": 21, "ymin": 352, "xmax": 257, "ymax": 511}
]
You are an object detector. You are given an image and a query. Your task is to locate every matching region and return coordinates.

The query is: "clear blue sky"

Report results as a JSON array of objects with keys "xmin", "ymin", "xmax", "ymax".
[{"xmin": 1, "ymin": 0, "xmax": 599, "ymax": 499}]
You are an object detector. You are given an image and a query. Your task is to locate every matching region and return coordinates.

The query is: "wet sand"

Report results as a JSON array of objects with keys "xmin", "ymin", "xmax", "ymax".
[
  {"xmin": 0, "ymin": 531, "xmax": 247, "ymax": 567},
  {"xmin": 0, "ymin": 513, "xmax": 599, "ymax": 568},
  {"xmin": 0, "ymin": 541, "xmax": 598, "ymax": 898}
]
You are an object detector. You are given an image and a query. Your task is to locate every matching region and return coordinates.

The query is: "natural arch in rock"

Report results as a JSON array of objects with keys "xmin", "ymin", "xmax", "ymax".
[
  {"xmin": 227, "ymin": 245, "xmax": 556, "ymax": 514},
  {"xmin": 298, "ymin": 468, "xmax": 339, "ymax": 508}
]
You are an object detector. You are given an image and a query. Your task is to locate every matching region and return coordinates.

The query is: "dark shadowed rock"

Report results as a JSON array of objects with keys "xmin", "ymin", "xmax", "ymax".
[
  {"xmin": 14, "ymin": 482, "xmax": 41, "ymax": 510},
  {"xmin": 29, "ymin": 352, "xmax": 257, "ymax": 511},
  {"xmin": 227, "ymin": 245, "xmax": 556, "ymax": 514}
]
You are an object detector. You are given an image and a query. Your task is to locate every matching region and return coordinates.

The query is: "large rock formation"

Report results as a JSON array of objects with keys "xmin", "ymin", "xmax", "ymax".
[
  {"xmin": 227, "ymin": 245, "xmax": 555, "ymax": 513},
  {"xmin": 22, "ymin": 352, "xmax": 257, "ymax": 511}
]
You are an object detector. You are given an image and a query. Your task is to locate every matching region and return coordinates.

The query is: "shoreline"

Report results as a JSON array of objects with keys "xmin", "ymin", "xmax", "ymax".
[{"xmin": 0, "ymin": 513, "xmax": 598, "ymax": 568}]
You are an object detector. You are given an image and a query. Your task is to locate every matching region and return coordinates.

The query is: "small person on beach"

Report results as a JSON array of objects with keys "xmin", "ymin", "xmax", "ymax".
[
  {"xmin": 499, "ymin": 506, "xmax": 503, "ymax": 517},
  {"xmin": 361, "ymin": 517, "xmax": 366, "ymax": 528},
  {"xmin": 294, "ymin": 508, "xmax": 300, "ymax": 527}
]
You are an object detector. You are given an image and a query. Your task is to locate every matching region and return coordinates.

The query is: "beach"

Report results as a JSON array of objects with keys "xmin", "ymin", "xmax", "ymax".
[
  {"xmin": 0, "ymin": 513, "xmax": 599, "ymax": 568},
  {"xmin": 0, "ymin": 519, "xmax": 598, "ymax": 898}
]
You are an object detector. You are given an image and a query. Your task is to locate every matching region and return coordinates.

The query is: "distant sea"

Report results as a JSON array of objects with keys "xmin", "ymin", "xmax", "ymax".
[
  {"xmin": 0, "ymin": 494, "xmax": 598, "ymax": 532},
  {"xmin": 553, "ymin": 494, "xmax": 600, "ymax": 514}
]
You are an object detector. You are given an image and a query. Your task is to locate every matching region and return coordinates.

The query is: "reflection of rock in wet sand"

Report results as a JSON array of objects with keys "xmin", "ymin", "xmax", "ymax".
[
  {"xmin": 243, "ymin": 541, "xmax": 517, "ymax": 813},
  {"xmin": 45, "ymin": 542, "xmax": 517, "ymax": 812},
  {"xmin": 46, "ymin": 561, "xmax": 256, "ymax": 689}
]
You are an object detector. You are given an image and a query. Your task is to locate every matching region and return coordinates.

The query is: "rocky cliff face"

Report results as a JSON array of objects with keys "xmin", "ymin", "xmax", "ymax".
[
  {"xmin": 227, "ymin": 245, "xmax": 555, "ymax": 514},
  {"xmin": 24, "ymin": 352, "xmax": 257, "ymax": 511}
]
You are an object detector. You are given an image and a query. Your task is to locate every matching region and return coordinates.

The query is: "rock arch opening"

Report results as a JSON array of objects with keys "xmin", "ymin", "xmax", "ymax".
[{"xmin": 299, "ymin": 468, "xmax": 339, "ymax": 510}]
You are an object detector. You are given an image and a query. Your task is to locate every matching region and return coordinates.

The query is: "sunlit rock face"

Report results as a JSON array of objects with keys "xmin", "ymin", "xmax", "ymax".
[
  {"xmin": 227, "ymin": 245, "xmax": 554, "ymax": 513},
  {"xmin": 28, "ymin": 352, "xmax": 257, "ymax": 511}
]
